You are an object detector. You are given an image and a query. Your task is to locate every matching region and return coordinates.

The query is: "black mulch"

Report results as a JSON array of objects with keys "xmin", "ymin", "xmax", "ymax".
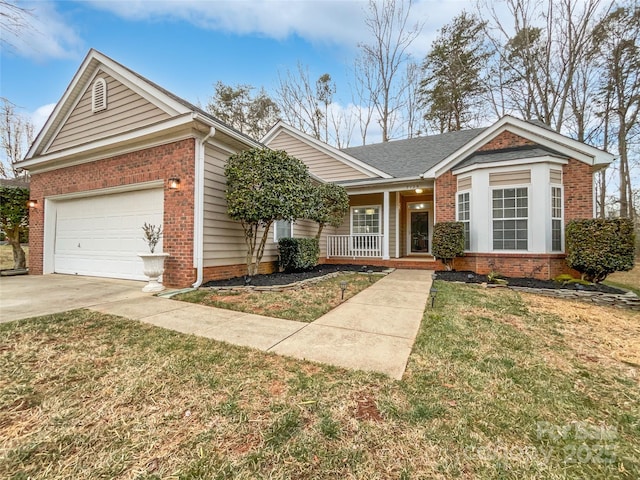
[
  {"xmin": 202, "ymin": 264, "xmax": 389, "ymax": 288},
  {"xmin": 434, "ymin": 270, "xmax": 626, "ymax": 294}
]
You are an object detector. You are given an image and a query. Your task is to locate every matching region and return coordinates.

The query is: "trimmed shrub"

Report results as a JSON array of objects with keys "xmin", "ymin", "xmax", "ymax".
[
  {"xmin": 565, "ymin": 218, "xmax": 635, "ymax": 283},
  {"xmin": 278, "ymin": 237, "xmax": 320, "ymax": 272},
  {"xmin": 432, "ymin": 222, "xmax": 465, "ymax": 271}
]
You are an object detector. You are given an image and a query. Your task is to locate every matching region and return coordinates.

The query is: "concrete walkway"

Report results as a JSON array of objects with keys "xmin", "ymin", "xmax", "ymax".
[{"xmin": 1, "ymin": 270, "xmax": 432, "ymax": 379}]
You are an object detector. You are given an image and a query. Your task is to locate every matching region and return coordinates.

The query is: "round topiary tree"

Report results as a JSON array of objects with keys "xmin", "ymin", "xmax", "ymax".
[
  {"xmin": 225, "ymin": 148, "xmax": 311, "ymax": 277},
  {"xmin": 306, "ymin": 182, "xmax": 349, "ymax": 240},
  {"xmin": 565, "ymin": 218, "xmax": 635, "ymax": 283},
  {"xmin": 432, "ymin": 221, "xmax": 465, "ymax": 271}
]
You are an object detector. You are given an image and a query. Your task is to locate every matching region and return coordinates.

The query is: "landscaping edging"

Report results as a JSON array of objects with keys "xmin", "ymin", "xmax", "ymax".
[
  {"xmin": 508, "ymin": 286, "xmax": 640, "ymax": 311},
  {"xmin": 203, "ymin": 269, "xmax": 393, "ymax": 293}
]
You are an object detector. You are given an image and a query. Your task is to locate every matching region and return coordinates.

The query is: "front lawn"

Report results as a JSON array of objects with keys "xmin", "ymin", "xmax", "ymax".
[
  {"xmin": 1, "ymin": 283, "xmax": 638, "ymax": 479},
  {"xmin": 175, "ymin": 272, "xmax": 379, "ymax": 322}
]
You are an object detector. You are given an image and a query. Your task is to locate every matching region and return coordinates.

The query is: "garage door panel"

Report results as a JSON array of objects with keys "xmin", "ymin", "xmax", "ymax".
[{"xmin": 53, "ymin": 189, "xmax": 164, "ymax": 281}]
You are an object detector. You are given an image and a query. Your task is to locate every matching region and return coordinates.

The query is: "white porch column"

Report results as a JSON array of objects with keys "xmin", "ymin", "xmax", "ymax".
[{"xmin": 382, "ymin": 190, "xmax": 390, "ymax": 259}]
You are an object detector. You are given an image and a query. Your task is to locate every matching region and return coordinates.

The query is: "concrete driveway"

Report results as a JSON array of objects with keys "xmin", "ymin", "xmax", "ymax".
[
  {"xmin": 1, "ymin": 271, "xmax": 432, "ymax": 379},
  {"xmin": 0, "ymin": 274, "xmax": 148, "ymax": 323}
]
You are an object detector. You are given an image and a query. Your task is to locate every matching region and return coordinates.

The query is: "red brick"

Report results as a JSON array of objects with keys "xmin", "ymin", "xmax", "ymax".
[{"xmin": 29, "ymin": 139, "xmax": 196, "ymax": 287}]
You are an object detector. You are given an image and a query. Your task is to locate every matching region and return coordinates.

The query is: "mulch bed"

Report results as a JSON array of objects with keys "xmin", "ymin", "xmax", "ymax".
[
  {"xmin": 202, "ymin": 264, "xmax": 388, "ymax": 288},
  {"xmin": 435, "ymin": 270, "xmax": 626, "ymax": 294}
]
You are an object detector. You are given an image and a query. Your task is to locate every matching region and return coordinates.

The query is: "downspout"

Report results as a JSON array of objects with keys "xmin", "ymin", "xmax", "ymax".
[{"xmin": 192, "ymin": 126, "xmax": 216, "ymax": 288}]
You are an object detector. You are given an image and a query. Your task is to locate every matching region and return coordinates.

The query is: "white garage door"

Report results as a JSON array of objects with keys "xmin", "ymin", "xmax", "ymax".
[{"xmin": 54, "ymin": 189, "xmax": 164, "ymax": 280}]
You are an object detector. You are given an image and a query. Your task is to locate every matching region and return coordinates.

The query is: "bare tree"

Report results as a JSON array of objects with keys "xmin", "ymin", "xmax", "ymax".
[
  {"xmin": 0, "ymin": 1, "xmax": 33, "ymax": 50},
  {"xmin": 479, "ymin": 0, "xmax": 610, "ymax": 132},
  {"xmin": 355, "ymin": 0, "xmax": 422, "ymax": 142},
  {"xmin": 276, "ymin": 63, "xmax": 324, "ymax": 140},
  {"xmin": 1, "ymin": 98, "xmax": 34, "ymax": 178}
]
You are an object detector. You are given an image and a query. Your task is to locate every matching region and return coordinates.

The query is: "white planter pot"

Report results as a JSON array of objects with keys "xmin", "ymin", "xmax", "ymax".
[{"xmin": 137, "ymin": 253, "xmax": 170, "ymax": 292}]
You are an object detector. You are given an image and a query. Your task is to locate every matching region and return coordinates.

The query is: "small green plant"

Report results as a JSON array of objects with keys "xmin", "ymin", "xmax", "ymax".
[
  {"xmin": 278, "ymin": 237, "xmax": 319, "ymax": 272},
  {"xmin": 553, "ymin": 274, "xmax": 592, "ymax": 286},
  {"xmin": 487, "ymin": 271, "xmax": 508, "ymax": 285},
  {"xmin": 432, "ymin": 222, "xmax": 465, "ymax": 271},
  {"xmin": 141, "ymin": 223, "xmax": 162, "ymax": 253}
]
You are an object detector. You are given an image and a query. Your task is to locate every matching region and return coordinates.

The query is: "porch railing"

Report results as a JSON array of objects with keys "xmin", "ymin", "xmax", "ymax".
[{"xmin": 326, "ymin": 234, "xmax": 383, "ymax": 258}]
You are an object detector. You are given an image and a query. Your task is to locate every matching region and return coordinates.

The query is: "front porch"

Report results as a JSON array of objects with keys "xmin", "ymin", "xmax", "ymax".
[{"xmin": 325, "ymin": 184, "xmax": 440, "ymax": 270}]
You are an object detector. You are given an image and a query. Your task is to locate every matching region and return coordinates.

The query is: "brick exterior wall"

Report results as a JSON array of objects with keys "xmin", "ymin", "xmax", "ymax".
[
  {"xmin": 202, "ymin": 261, "xmax": 277, "ymax": 282},
  {"xmin": 477, "ymin": 130, "xmax": 535, "ymax": 151},
  {"xmin": 28, "ymin": 138, "xmax": 196, "ymax": 287},
  {"xmin": 430, "ymin": 132, "xmax": 594, "ymax": 280},
  {"xmin": 434, "ymin": 170, "xmax": 456, "ymax": 223},
  {"xmin": 453, "ymin": 253, "xmax": 576, "ymax": 279},
  {"xmin": 563, "ymin": 158, "xmax": 593, "ymax": 221}
]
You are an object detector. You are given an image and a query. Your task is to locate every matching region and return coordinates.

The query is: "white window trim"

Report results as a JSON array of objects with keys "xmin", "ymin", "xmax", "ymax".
[
  {"xmin": 92, "ymin": 77, "xmax": 108, "ymax": 113},
  {"xmin": 551, "ymin": 185, "xmax": 564, "ymax": 252},
  {"xmin": 456, "ymin": 190, "xmax": 471, "ymax": 252},
  {"xmin": 273, "ymin": 220, "xmax": 293, "ymax": 242},
  {"xmin": 350, "ymin": 205, "xmax": 382, "ymax": 235},
  {"xmin": 490, "ymin": 185, "xmax": 530, "ymax": 252}
]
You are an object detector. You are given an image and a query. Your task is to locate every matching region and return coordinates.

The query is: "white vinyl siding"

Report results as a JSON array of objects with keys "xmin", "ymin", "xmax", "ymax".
[
  {"xmin": 457, "ymin": 175, "xmax": 472, "ymax": 191},
  {"xmin": 266, "ymin": 130, "xmax": 372, "ymax": 181},
  {"xmin": 551, "ymin": 186, "xmax": 563, "ymax": 251},
  {"xmin": 48, "ymin": 72, "xmax": 170, "ymax": 153},
  {"xmin": 457, "ymin": 192, "xmax": 470, "ymax": 250},
  {"xmin": 489, "ymin": 170, "xmax": 531, "ymax": 186},
  {"xmin": 492, "ymin": 187, "xmax": 528, "ymax": 250}
]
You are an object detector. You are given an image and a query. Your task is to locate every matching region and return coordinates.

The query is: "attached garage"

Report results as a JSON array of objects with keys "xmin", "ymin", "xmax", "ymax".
[{"xmin": 48, "ymin": 188, "xmax": 163, "ymax": 281}]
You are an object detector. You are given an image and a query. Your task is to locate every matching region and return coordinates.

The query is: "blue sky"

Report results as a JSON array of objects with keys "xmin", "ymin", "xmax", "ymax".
[{"xmin": 1, "ymin": 0, "xmax": 474, "ymax": 133}]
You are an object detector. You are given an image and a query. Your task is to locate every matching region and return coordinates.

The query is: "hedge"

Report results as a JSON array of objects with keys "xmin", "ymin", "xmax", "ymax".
[
  {"xmin": 565, "ymin": 218, "xmax": 635, "ymax": 283},
  {"xmin": 432, "ymin": 222, "xmax": 465, "ymax": 271},
  {"xmin": 278, "ymin": 237, "xmax": 320, "ymax": 272}
]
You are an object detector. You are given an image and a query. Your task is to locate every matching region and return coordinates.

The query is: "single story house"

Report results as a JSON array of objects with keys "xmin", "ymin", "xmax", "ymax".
[{"xmin": 17, "ymin": 50, "xmax": 614, "ymax": 287}]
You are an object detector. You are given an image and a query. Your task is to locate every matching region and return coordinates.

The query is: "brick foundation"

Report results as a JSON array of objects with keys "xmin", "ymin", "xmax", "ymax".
[
  {"xmin": 452, "ymin": 253, "xmax": 577, "ymax": 280},
  {"xmin": 202, "ymin": 261, "xmax": 278, "ymax": 282},
  {"xmin": 28, "ymin": 139, "xmax": 196, "ymax": 287}
]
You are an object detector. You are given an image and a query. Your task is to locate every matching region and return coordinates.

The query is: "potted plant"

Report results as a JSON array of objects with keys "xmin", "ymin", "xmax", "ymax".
[{"xmin": 137, "ymin": 223, "xmax": 169, "ymax": 292}]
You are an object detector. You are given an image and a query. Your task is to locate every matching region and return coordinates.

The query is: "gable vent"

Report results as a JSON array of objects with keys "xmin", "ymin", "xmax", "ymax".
[{"xmin": 92, "ymin": 77, "xmax": 107, "ymax": 113}]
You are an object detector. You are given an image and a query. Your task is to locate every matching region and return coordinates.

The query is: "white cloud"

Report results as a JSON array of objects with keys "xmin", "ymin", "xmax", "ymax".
[
  {"xmin": 86, "ymin": 0, "xmax": 370, "ymax": 47},
  {"xmin": 30, "ymin": 103, "xmax": 56, "ymax": 134},
  {"xmin": 1, "ymin": 1, "xmax": 83, "ymax": 60},
  {"xmin": 83, "ymin": 0, "xmax": 476, "ymax": 55}
]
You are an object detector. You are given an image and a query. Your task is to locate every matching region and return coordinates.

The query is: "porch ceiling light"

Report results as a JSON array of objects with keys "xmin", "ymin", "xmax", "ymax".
[
  {"xmin": 415, "ymin": 188, "xmax": 423, "ymax": 194},
  {"xmin": 168, "ymin": 177, "xmax": 181, "ymax": 189}
]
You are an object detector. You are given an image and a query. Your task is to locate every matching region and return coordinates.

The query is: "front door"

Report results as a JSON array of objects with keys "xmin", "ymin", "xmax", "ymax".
[{"xmin": 410, "ymin": 211, "xmax": 429, "ymax": 253}]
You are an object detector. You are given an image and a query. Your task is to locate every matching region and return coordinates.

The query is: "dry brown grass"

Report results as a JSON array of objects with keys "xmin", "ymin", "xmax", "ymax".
[
  {"xmin": 0, "ymin": 244, "xmax": 28, "ymax": 270},
  {"xmin": 606, "ymin": 262, "xmax": 640, "ymax": 295},
  {"xmin": 176, "ymin": 273, "xmax": 380, "ymax": 322},
  {"xmin": 1, "ymin": 282, "xmax": 638, "ymax": 479}
]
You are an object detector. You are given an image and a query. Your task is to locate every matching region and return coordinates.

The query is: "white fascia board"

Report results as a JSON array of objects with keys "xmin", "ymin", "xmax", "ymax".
[
  {"xmin": 452, "ymin": 156, "xmax": 569, "ymax": 176},
  {"xmin": 192, "ymin": 112, "xmax": 262, "ymax": 149},
  {"xmin": 263, "ymin": 122, "xmax": 391, "ymax": 179},
  {"xmin": 25, "ymin": 50, "xmax": 99, "ymax": 160},
  {"xmin": 344, "ymin": 178, "xmax": 434, "ymax": 195},
  {"xmin": 17, "ymin": 114, "xmax": 195, "ymax": 171},
  {"xmin": 425, "ymin": 115, "xmax": 613, "ymax": 178},
  {"xmin": 26, "ymin": 49, "xmax": 192, "ymax": 160}
]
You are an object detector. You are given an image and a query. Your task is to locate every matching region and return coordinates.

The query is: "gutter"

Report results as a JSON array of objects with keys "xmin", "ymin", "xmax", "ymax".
[{"xmin": 192, "ymin": 126, "xmax": 216, "ymax": 288}]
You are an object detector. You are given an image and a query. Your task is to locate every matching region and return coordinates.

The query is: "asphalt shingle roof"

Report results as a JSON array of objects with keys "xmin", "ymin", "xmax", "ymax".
[
  {"xmin": 341, "ymin": 128, "xmax": 487, "ymax": 178},
  {"xmin": 453, "ymin": 144, "xmax": 569, "ymax": 170}
]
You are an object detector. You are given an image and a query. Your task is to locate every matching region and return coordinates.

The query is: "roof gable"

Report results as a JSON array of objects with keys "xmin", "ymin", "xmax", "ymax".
[
  {"xmin": 425, "ymin": 116, "xmax": 614, "ymax": 178},
  {"xmin": 44, "ymin": 70, "xmax": 171, "ymax": 154},
  {"xmin": 262, "ymin": 122, "xmax": 389, "ymax": 180},
  {"xmin": 24, "ymin": 49, "xmax": 260, "ymax": 164}
]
